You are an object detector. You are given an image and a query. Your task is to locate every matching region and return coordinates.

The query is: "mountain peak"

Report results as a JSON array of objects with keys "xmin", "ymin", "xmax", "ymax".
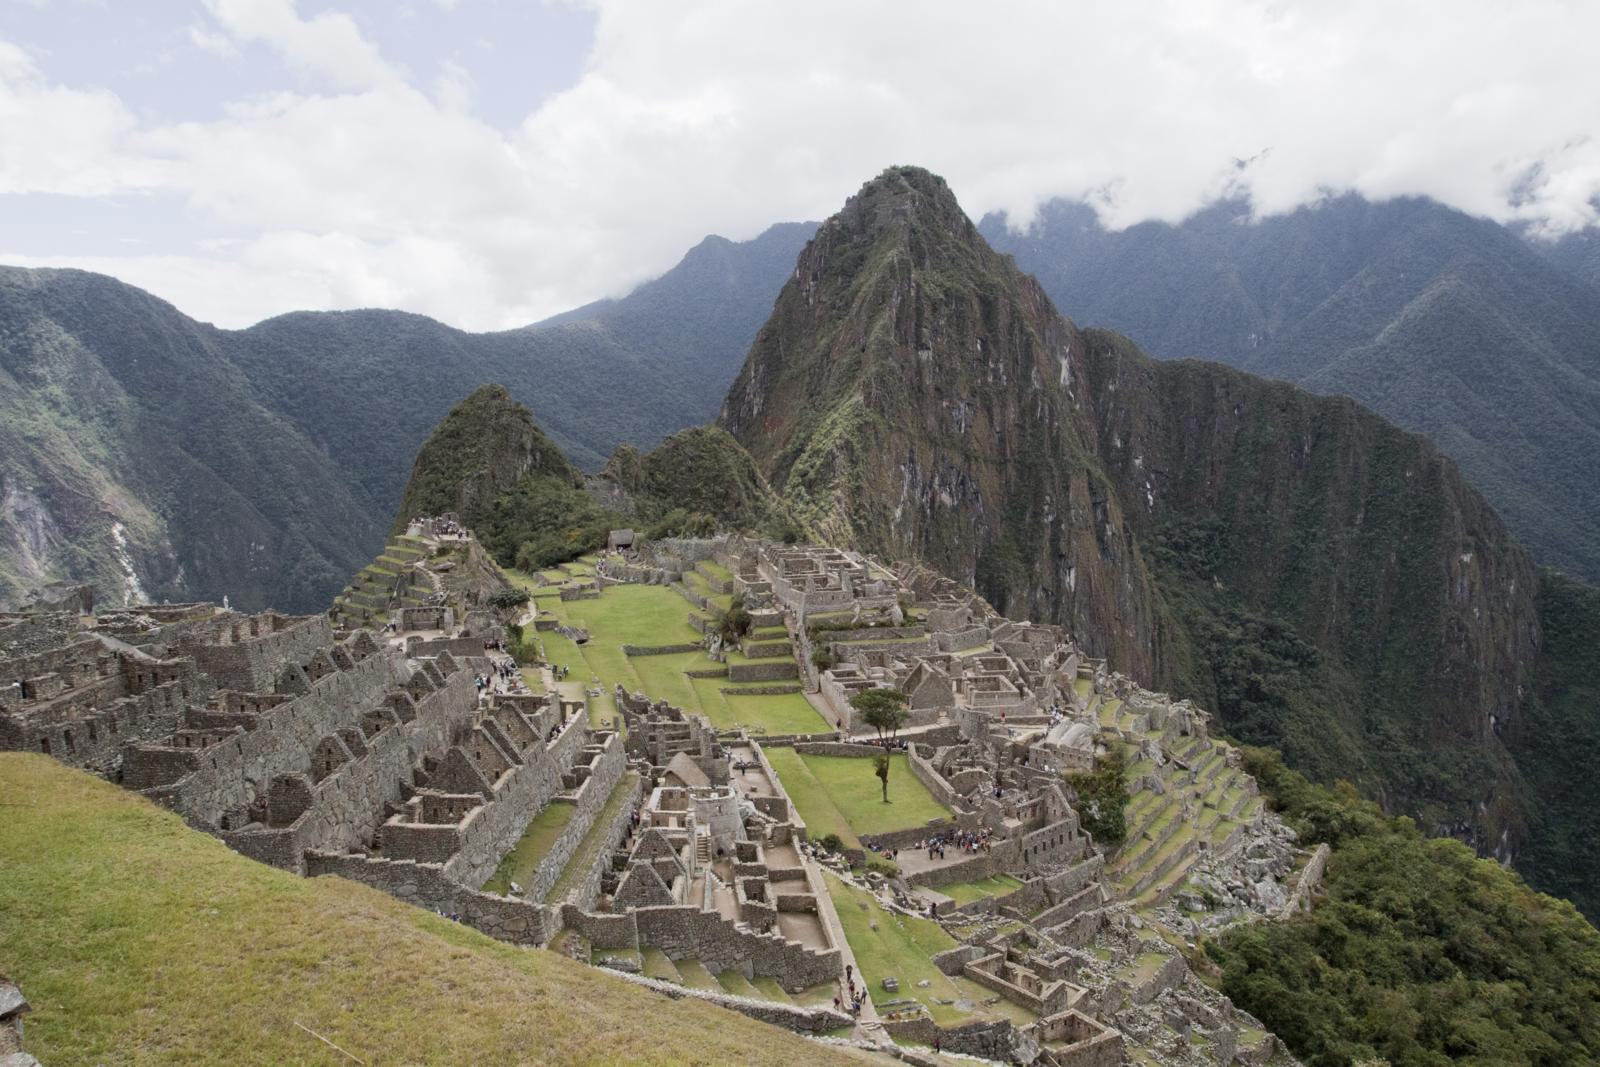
[{"xmin": 830, "ymin": 164, "xmax": 976, "ymax": 246}]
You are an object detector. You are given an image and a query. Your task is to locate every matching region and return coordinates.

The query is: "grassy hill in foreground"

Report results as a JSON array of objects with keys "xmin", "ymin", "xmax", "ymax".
[{"xmin": 0, "ymin": 753, "xmax": 862, "ymax": 1066}]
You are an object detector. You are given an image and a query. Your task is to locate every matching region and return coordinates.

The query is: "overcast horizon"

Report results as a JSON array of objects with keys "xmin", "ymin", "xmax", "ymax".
[{"xmin": 3, "ymin": 0, "xmax": 1598, "ymax": 331}]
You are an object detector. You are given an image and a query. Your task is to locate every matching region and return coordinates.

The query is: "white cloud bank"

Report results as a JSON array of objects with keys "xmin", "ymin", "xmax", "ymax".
[{"xmin": 1, "ymin": 0, "xmax": 1598, "ymax": 329}]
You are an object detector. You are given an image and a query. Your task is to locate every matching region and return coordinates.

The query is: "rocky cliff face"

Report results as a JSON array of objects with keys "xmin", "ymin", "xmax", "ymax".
[{"xmin": 721, "ymin": 165, "xmax": 1545, "ymax": 852}]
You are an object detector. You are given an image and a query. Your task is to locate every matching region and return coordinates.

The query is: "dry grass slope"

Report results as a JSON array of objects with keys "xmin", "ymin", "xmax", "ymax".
[{"xmin": 0, "ymin": 753, "xmax": 865, "ymax": 1066}]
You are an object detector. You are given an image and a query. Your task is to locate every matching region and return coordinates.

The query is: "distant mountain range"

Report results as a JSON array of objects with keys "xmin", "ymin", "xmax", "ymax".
[
  {"xmin": 3, "ymin": 186, "xmax": 1598, "ymax": 617},
  {"xmin": 0, "ymin": 222, "xmax": 812, "ymax": 613},
  {"xmin": 979, "ymin": 195, "xmax": 1600, "ymax": 584}
]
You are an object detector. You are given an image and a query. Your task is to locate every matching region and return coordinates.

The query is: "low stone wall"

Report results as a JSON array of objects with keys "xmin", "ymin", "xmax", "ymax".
[
  {"xmin": 719, "ymin": 683, "xmax": 800, "ymax": 696},
  {"xmin": 633, "ymin": 905, "xmax": 841, "ymax": 991},
  {"xmin": 907, "ymin": 743, "xmax": 961, "ymax": 810},
  {"xmin": 1131, "ymin": 952, "xmax": 1188, "ymax": 1004},
  {"xmin": 603, "ymin": 969, "xmax": 852, "ymax": 1034},
  {"xmin": 620, "ymin": 643, "xmax": 703, "ymax": 656},
  {"xmin": 1278, "ymin": 842, "xmax": 1331, "ymax": 918},
  {"xmin": 881, "ymin": 1017, "xmax": 1039, "ymax": 1063},
  {"xmin": 686, "ymin": 667, "xmax": 729, "ymax": 679},
  {"xmin": 558, "ymin": 904, "xmax": 638, "ymax": 950},
  {"xmin": 727, "ymin": 659, "xmax": 799, "ymax": 683},
  {"xmin": 307, "ymin": 851, "xmax": 556, "ymax": 945},
  {"xmin": 793, "ymin": 740, "xmax": 884, "ymax": 757},
  {"xmin": 933, "ymin": 627, "xmax": 990, "ymax": 653},
  {"xmin": 859, "ymin": 820, "xmax": 961, "ymax": 854}
]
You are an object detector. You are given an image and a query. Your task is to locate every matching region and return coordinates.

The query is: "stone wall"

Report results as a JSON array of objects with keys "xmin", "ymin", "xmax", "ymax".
[
  {"xmin": 632, "ymin": 905, "xmax": 841, "ymax": 991},
  {"xmin": 601, "ymin": 969, "xmax": 852, "ymax": 1035},
  {"xmin": 1278, "ymin": 842, "xmax": 1331, "ymax": 918},
  {"xmin": 881, "ymin": 1017, "xmax": 1039, "ymax": 1063},
  {"xmin": 443, "ymin": 721, "xmax": 602, "ymax": 889},
  {"xmin": 306, "ymin": 851, "xmax": 556, "ymax": 945},
  {"xmin": 560, "ymin": 772, "xmax": 647, "ymax": 910},
  {"xmin": 497, "ymin": 737, "xmax": 628, "ymax": 902},
  {"xmin": 727, "ymin": 659, "xmax": 799, "ymax": 683},
  {"xmin": 180, "ymin": 614, "xmax": 332, "ymax": 693},
  {"xmin": 139, "ymin": 650, "xmax": 414, "ymax": 827}
]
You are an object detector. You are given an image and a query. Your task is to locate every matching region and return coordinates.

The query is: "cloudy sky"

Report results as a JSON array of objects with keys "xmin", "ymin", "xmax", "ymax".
[{"xmin": 2, "ymin": 0, "xmax": 1597, "ymax": 331}]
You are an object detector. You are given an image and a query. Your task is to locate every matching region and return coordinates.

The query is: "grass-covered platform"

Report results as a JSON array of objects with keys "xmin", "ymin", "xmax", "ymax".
[
  {"xmin": 764, "ymin": 750, "xmax": 950, "ymax": 846},
  {"xmin": 517, "ymin": 578, "xmax": 829, "ymax": 736},
  {"xmin": 0, "ymin": 754, "xmax": 861, "ymax": 1066},
  {"xmin": 824, "ymin": 873, "xmax": 1035, "ymax": 1027},
  {"xmin": 480, "ymin": 800, "xmax": 574, "ymax": 895}
]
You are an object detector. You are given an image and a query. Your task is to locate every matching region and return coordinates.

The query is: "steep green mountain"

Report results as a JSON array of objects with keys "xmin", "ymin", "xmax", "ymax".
[
  {"xmin": 979, "ymin": 196, "xmax": 1600, "ymax": 583},
  {"xmin": 0, "ymin": 224, "xmax": 813, "ymax": 613},
  {"xmin": 1539, "ymin": 226, "xmax": 1600, "ymax": 292},
  {"xmin": 721, "ymin": 165, "xmax": 1599, "ymax": 913},
  {"xmin": 0, "ymin": 267, "xmax": 380, "ymax": 612},
  {"xmin": 396, "ymin": 386, "xmax": 787, "ymax": 572}
]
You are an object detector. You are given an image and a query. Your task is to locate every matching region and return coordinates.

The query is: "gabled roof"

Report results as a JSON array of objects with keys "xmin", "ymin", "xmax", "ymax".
[{"xmin": 664, "ymin": 752, "xmax": 711, "ymax": 789}]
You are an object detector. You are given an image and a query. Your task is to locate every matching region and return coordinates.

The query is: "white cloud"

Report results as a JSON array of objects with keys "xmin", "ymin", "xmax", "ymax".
[
  {"xmin": 200, "ymin": 0, "xmax": 399, "ymax": 91},
  {"xmin": 1, "ymin": 0, "xmax": 1599, "ymax": 330}
]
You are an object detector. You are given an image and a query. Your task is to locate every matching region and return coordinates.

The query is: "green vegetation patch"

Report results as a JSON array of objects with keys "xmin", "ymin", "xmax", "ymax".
[
  {"xmin": 824, "ymin": 873, "xmax": 1032, "ymax": 1026},
  {"xmin": 1209, "ymin": 748, "xmax": 1600, "ymax": 1067},
  {"xmin": 766, "ymin": 750, "xmax": 949, "ymax": 840}
]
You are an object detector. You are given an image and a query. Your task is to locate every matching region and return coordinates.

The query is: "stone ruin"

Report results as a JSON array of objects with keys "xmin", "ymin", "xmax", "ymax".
[{"xmin": 2, "ymin": 528, "xmax": 1314, "ymax": 1064}]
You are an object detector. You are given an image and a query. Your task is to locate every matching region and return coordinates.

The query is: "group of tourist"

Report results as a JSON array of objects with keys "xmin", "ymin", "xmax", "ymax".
[
  {"xmin": 918, "ymin": 826, "xmax": 994, "ymax": 861},
  {"xmin": 833, "ymin": 963, "xmax": 867, "ymax": 1018}
]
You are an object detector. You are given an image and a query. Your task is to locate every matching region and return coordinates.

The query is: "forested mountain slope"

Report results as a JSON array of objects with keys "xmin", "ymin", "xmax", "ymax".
[
  {"xmin": 980, "ymin": 196, "xmax": 1600, "ymax": 583},
  {"xmin": 722, "ymin": 165, "xmax": 1600, "ymax": 916},
  {"xmin": 0, "ymin": 224, "xmax": 811, "ymax": 613}
]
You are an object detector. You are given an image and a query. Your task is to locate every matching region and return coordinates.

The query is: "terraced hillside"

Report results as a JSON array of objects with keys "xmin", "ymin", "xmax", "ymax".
[
  {"xmin": 0, "ymin": 754, "xmax": 864, "ymax": 1067},
  {"xmin": 329, "ymin": 532, "xmax": 437, "ymax": 630}
]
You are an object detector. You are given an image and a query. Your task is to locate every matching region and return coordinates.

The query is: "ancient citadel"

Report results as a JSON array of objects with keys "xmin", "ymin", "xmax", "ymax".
[{"xmin": 0, "ymin": 516, "xmax": 1321, "ymax": 1066}]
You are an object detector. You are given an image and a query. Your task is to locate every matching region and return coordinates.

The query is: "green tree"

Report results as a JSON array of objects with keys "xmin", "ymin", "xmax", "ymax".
[
  {"xmin": 488, "ymin": 588, "xmax": 530, "ymax": 611},
  {"xmin": 850, "ymin": 687, "xmax": 909, "ymax": 743},
  {"xmin": 716, "ymin": 600, "xmax": 753, "ymax": 646},
  {"xmin": 873, "ymin": 753, "xmax": 891, "ymax": 804},
  {"xmin": 1065, "ymin": 753, "xmax": 1129, "ymax": 847}
]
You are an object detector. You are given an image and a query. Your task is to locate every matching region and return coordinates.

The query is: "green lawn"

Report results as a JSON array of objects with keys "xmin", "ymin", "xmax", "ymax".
[
  {"xmin": 824, "ymin": 873, "xmax": 1034, "ymax": 1027},
  {"xmin": 480, "ymin": 802, "xmax": 575, "ymax": 896},
  {"xmin": 0, "ymin": 754, "xmax": 860, "ymax": 1067},
  {"xmin": 934, "ymin": 874, "xmax": 1025, "ymax": 905},
  {"xmin": 764, "ymin": 750, "xmax": 949, "ymax": 843}
]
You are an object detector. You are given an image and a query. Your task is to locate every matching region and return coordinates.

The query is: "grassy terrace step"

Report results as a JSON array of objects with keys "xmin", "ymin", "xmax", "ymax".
[
  {"xmin": 641, "ymin": 947, "xmax": 682, "ymax": 983},
  {"xmin": 481, "ymin": 802, "xmax": 576, "ymax": 896},
  {"xmin": 673, "ymin": 959, "xmax": 724, "ymax": 993},
  {"xmin": 715, "ymin": 969, "xmax": 765, "ymax": 999},
  {"xmin": 543, "ymin": 772, "xmax": 639, "ymax": 903},
  {"xmin": 749, "ymin": 975, "xmax": 796, "ymax": 1004},
  {"xmin": 0, "ymin": 754, "xmax": 856, "ymax": 1067}
]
